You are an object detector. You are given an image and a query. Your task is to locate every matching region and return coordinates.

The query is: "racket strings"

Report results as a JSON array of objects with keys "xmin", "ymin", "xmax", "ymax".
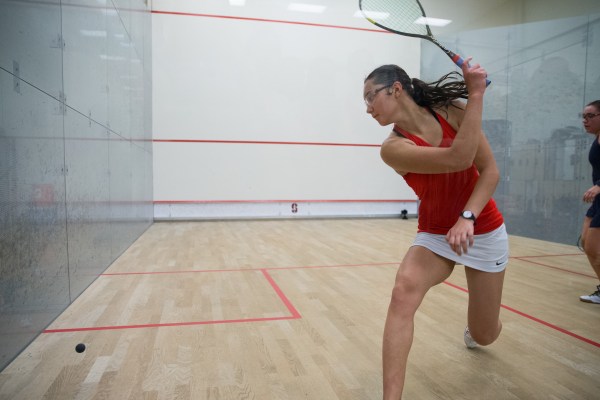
[{"xmin": 360, "ymin": 0, "xmax": 429, "ymax": 35}]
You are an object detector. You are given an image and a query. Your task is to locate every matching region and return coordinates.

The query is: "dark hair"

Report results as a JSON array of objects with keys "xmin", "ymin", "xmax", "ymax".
[
  {"xmin": 587, "ymin": 100, "xmax": 600, "ymax": 110},
  {"xmin": 364, "ymin": 64, "xmax": 468, "ymax": 109}
]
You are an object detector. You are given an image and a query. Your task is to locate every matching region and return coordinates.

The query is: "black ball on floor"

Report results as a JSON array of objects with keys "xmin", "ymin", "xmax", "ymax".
[{"xmin": 75, "ymin": 343, "xmax": 86, "ymax": 353}]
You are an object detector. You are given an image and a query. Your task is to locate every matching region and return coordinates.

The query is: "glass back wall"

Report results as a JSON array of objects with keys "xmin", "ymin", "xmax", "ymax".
[
  {"xmin": 421, "ymin": 14, "xmax": 600, "ymax": 245},
  {"xmin": 0, "ymin": 0, "xmax": 153, "ymax": 371}
]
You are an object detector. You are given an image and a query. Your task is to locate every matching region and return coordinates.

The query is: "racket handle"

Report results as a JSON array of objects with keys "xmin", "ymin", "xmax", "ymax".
[{"xmin": 451, "ymin": 54, "xmax": 491, "ymax": 86}]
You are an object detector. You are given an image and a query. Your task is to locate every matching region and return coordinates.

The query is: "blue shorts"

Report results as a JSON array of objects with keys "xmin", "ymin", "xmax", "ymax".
[{"xmin": 586, "ymin": 194, "xmax": 600, "ymax": 228}]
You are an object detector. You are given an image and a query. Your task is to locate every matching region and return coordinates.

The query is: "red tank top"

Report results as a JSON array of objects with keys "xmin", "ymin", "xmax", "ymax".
[{"xmin": 393, "ymin": 112, "xmax": 503, "ymax": 235}]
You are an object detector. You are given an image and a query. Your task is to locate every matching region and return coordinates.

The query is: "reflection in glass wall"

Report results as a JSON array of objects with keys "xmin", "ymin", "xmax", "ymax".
[
  {"xmin": 0, "ymin": 0, "xmax": 152, "ymax": 371},
  {"xmin": 422, "ymin": 14, "xmax": 600, "ymax": 245}
]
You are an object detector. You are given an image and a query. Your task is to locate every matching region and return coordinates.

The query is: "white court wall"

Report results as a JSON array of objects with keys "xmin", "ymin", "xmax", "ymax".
[{"xmin": 151, "ymin": 0, "xmax": 422, "ymax": 219}]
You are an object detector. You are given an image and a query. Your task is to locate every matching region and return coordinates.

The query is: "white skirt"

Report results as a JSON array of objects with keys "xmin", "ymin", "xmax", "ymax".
[{"xmin": 412, "ymin": 223, "xmax": 509, "ymax": 273}]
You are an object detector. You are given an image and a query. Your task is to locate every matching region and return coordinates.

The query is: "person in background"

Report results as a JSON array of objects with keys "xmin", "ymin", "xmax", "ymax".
[{"xmin": 579, "ymin": 100, "xmax": 600, "ymax": 304}]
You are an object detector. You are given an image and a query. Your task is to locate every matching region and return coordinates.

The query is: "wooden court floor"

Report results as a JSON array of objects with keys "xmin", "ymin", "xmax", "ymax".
[{"xmin": 0, "ymin": 218, "xmax": 599, "ymax": 399}]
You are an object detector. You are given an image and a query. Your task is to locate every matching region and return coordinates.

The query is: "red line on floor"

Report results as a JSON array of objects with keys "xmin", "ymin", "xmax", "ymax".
[
  {"xmin": 101, "ymin": 268, "xmax": 259, "ymax": 276},
  {"xmin": 45, "ymin": 269, "xmax": 301, "ymax": 333},
  {"xmin": 100, "ymin": 262, "xmax": 399, "ymax": 276},
  {"xmin": 43, "ymin": 316, "xmax": 298, "ymax": 333},
  {"xmin": 443, "ymin": 281, "xmax": 600, "ymax": 348},
  {"xmin": 500, "ymin": 303, "xmax": 600, "ymax": 348},
  {"xmin": 266, "ymin": 262, "xmax": 399, "ymax": 271},
  {"xmin": 261, "ymin": 269, "xmax": 301, "ymax": 319},
  {"xmin": 514, "ymin": 256, "xmax": 596, "ymax": 278},
  {"xmin": 443, "ymin": 281, "xmax": 468, "ymax": 293},
  {"xmin": 48, "ymin": 260, "xmax": 598, "ymax": 348},
  {"xmin": 516, "ymin": 253, "xmax": 583, "ymax": 259}
]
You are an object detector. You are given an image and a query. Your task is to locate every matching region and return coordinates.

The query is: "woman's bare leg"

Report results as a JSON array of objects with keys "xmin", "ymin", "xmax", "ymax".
[
  {"xmin": 464, "ymin": 267, "xmax": 505, "ymax": 345},
  {"xmin": 579, "ymin": 216, "xmax": 600, "ymax": 302},
  {"xmin": 583, "ymin": 221, "xmax": 600, "ymax": 281},
  {"xmin": 382, "ymin": 246, "xmax": 454, "ymax": 400}
]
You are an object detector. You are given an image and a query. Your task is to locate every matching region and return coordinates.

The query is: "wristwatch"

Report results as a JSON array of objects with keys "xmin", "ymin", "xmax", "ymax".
[{"xmin": 460, "ymin": 210, "xmax": 476, "ymax": 224}]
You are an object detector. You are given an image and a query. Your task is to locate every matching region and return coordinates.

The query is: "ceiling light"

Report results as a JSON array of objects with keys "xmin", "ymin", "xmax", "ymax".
[
  {"xmin": 353, "ymin": 10, "xmax": 389, "ymax": 20},
  {"xmin": 100, "ymin": 55, "xmax": 125, "ymax": 61},
  {"xmin": 229, "ymin": 0, "xmax": 245, "ymax": 6},
  {"xmin": 80, "ymin": 30, "xmax": 107, "ymax": 37},
  {"xmin": 414, "ymin": 17, "xmax": 451, "ymax": 27},
  {"xmin": 288, "ymin": 3, "xmax": 326, "ymax": 13}
]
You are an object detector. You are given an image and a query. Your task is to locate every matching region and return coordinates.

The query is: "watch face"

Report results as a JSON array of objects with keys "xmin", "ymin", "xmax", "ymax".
[{"xmin": 463, "ymin": 211, "xmax": 473, "ymax": 218}]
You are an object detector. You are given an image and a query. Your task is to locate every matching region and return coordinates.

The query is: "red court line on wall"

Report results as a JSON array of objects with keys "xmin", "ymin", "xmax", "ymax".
[
  {"xmin": 153, "ymin": 138, "xmax": 381, "ymax": 147},
  {"xmin": 151, "ymin": 10, "xmax": 390, "ymax": 34},
  {"xmin": 154, "ymin": 199, "xmax": 417, "ymax": 204},
  {"xmin": 443, "ymin": 281, "xmax": 600, "ymax": 348}
]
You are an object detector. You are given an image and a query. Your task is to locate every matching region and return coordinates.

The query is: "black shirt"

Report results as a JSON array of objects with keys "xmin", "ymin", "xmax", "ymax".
[{"xmin": 589, "ymin": 136, "xmax": 600, "ymax": 186}]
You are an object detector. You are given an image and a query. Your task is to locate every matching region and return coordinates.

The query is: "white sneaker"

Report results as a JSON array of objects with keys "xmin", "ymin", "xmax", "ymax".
[
  {"xmin": 464, "ymin": 327, "xmax": 478, "ymax": 349},
  {"xmin": 580, "ymin": 285, "xmax": 600, "ymax": 304}
]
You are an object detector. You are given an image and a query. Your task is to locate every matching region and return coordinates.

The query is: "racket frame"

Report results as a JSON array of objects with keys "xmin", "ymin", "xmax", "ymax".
[{"xmin": 358, "ymin": 0, "xmax": 490, "ymax": 85}]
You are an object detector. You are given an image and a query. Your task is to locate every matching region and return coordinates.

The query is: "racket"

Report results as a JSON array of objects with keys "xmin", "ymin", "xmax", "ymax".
[{"xmin": 359, "ymin": 0, "xmax": 491, "ymax": 86}]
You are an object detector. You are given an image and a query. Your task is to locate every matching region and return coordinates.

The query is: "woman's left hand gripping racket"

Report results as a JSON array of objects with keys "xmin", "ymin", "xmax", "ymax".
[{"xmin": 359, "ymin": 0, "xmax": 491, "ymax": 86}]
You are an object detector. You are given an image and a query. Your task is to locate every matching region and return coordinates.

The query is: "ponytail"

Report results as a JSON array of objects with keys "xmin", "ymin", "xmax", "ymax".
[
  {"xmin": 365, "ymin": 65, "xmax": 468, "ymax": 109},
  {"xmin": 411, "ymin": 72, "xmax": 468, "ymax": 108}
]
